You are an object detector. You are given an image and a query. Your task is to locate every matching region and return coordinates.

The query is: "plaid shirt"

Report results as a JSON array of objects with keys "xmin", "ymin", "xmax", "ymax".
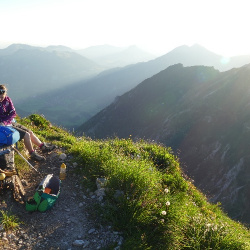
[{"xmin": 0, "ymin": 96, "xmax": 16, "ymax": 125}]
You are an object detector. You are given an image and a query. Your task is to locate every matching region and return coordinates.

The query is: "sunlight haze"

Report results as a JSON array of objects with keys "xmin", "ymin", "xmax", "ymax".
[{"xmin": 0, "ymin": 0, "xmax": 249, "ymax": 56}]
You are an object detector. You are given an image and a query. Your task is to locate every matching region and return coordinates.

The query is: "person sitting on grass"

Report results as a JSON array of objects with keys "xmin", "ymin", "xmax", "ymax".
[{"xmin": 0, "ymin": 84, "xmax": 55, "ymax": 161}]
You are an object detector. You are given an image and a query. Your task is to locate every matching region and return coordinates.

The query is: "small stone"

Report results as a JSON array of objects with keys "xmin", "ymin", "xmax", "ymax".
[
  {"xmin": 98, "ymin": 196, "xmax": 104, "ymax": 202},
  {"xmin": 7, "ymin": 233, "xmax": 15, "ymax": 239},
  {"xmin": 2, "ymin": 237, "xmax": 8, "ymax": 242},
  {"xmin": 88, "ymin": 228, "xmax": 95, "ymax": 234},
  {"xmin": 59, "ymin": 153, "xmax": 67, "ymax": 160},
  {"xmin": 96, "ymin": 177, "xmax": 107, "ymax": 189},
  {"xmin": 83, "ymin": 240, "xmax": 90, "ymax": 248},
  {"xmin": 21, "ymin": 179, "xmax": 28, "ymax": 186},
  {"xmin": 73, "ymin": 239, "xmax": 85, "ymax": 246}
]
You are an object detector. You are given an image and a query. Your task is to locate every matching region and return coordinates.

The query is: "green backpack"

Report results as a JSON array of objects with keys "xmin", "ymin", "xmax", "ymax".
[{"xmin": 26, "ymin": 174, "xmax": 61, "ymax": 212}]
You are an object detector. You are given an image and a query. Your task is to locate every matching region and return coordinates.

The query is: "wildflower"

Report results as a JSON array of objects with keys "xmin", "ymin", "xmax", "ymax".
[
  {"xmin": 164, "ymin": 188, "xmax": 169, "ymax": 194},
  {"xmin": 161, "ymin": 211, "xmax": 167, "ymax": 215},
  {"xmin": 166, "ymin": 201, "xmax": 170, "ymax": 206}
]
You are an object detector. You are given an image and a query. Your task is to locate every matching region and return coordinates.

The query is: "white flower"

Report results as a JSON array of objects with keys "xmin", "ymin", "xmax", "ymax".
[
  {"xmin": 161, "ymin": 211, "xmax": 167, "ymax": 215},
  {"xmin": 164, "ymin": 188, "xmax": 169, "ymax": 194},
  {"xmin": 166, "ymin": 201, "xmax": 170, "ymax": 206}
]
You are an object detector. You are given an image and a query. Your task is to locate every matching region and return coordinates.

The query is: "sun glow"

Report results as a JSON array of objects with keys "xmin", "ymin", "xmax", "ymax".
[{"xmin": 0, "ymin": 0, "xmax": 250, "ymax": 56}]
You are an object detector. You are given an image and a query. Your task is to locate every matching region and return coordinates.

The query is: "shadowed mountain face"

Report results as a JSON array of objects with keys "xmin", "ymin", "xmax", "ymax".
[
  {"xmin": 15, "ymin": 44, "xmax": 250, "ymax": 129},
  {"xmin": 79, "ymin": 63, "xmax": 250, "ymax": 224}
]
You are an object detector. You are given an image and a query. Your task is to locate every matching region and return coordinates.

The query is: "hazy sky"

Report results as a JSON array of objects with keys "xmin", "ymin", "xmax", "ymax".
[{"xmin": 0, "ymin": 0, "xmax": 249, "ymax": 56}]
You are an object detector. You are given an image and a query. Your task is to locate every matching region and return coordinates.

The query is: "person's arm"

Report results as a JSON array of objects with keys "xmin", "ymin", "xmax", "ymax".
[{"xmin": 1, "ymin": 97, "xmax": 17, "ymax": 125}]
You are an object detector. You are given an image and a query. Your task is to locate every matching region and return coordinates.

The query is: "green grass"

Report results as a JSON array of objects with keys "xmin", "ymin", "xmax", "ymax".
[
  {"xmin": 0, "ymin": 210, "xmax": 20, "ymax": 231},
  {"xmin": 11, "ymin": 114, "xmax": 250, "ymax": 249}
]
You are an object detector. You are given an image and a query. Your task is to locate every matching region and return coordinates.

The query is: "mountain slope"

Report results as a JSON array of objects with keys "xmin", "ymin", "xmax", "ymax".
[
  {"xmin": 78, "ymin": 63, "xmax": 250, "ymax": 224},
  {"xmin": 78, "ymin": 64, "xmax": 220, "ymax": 138},
  {"xmin": 4, "ymin": 114, "xmax": 249, "ymax": 249},
  {"xmin": 0, "ymin": 44, "xmax": 103, "ymax": 102},
  {"xmin": 16, "ymin": 44, "xmax": 250, "ymax": 129}
]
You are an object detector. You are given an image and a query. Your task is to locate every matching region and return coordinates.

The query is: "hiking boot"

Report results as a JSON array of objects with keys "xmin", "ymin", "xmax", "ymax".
[
  {"xmin": 41, "ymin": 143, "xmax": 56, "ymax": 152},
  {"xmin": 30, "ymin": 151, "xmax": 45, "ymax": 161}
]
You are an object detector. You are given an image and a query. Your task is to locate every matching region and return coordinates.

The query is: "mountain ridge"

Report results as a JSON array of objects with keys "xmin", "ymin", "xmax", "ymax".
[
  {"xmin": 83, "ymin": 45, "xmax": 157, "ymax": 68},
  {"xmin": 2, "ymin": 114, "xmax": 249, "ymax": 249},
  {"xmin": 16, "ymin": 43, "xmax": 250, "ymax": 129},
  {"xmin": 0, "ymin": 44, "xmax": 104, "ymax": 102},
  {"xmin": 78, "ymin": 63, "xmax": 250, "ymax": 224}
]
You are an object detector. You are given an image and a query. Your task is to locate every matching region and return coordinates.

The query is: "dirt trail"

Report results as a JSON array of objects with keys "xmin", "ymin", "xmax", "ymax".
[{"xmin": 0, "ymin": 147, "xmax": 122, "ymax": 249}]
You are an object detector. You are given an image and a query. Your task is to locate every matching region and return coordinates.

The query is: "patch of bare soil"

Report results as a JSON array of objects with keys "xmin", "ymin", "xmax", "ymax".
[{"xmin": 0, "ymin": 147, "xmax": 123, "ymax": 249}]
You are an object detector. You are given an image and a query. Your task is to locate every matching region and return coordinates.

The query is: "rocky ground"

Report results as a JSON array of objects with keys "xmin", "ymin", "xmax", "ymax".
[{"xmin": 0, "ymin": 147, "xmax": 123, "ymax": 249}]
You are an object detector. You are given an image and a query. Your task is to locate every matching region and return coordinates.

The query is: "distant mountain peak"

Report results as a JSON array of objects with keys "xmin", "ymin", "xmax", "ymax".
[
  {"xmin": 169, "ymin": 44, "xmax": 213, "ymax": 54},
  {"xmin": 77, "ymin": 44, "xmax": 156, "ymax": 68},
  {"xmin": 189, "ymin": 44, "xmax": 218, "ymax": 54},
  {"xmin": 46, "ymin": 45, "xmax": 73, "ymax": 52},
  {"xmin": 7, "ymin": 43, "xmax": 36, "ymax": 49},
  {"xmin": 0, "ymin": 43, "xmax": 41, "ymax": 56},
  {"xmin": 190, "ymin": 43, "xmax": 206, "ymax": 49}
]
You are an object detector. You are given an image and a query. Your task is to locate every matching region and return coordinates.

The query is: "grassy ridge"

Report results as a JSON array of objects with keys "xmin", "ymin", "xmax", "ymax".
[{"xmin": 16, "ymin": 114, "xmax": 250, "ymax": 249}]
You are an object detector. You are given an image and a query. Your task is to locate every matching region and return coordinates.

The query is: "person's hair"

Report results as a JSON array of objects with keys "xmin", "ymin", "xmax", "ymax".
[{"xmin": 0, "ymin": 85, "xmax": 7, "ymax": 91}]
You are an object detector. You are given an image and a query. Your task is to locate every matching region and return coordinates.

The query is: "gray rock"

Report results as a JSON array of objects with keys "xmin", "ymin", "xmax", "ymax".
[
  {"xmin": 95, "ymin": 188, "xmax": 105, "ymax": 197},
  {"xmin": 88, "ymin": 228, "xmax": 95, "ymax": 234},
  {"xmin": 73, "ymin": 239, "xmax": 85, "ymax": 246},
  {"xmin": 59, "ymin": 153, "xmax": 67, "ymax": 160},
  {"xmin": 7, "ymin": 233, "xmax": 15, "ymax": 239},
  {"xmin": 96, "ymin": 177, "xmax": 107, "ymax": 189},
  {"xmin": 83, "ymin": 240, "xmax": 90, "ymax": 248}
]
